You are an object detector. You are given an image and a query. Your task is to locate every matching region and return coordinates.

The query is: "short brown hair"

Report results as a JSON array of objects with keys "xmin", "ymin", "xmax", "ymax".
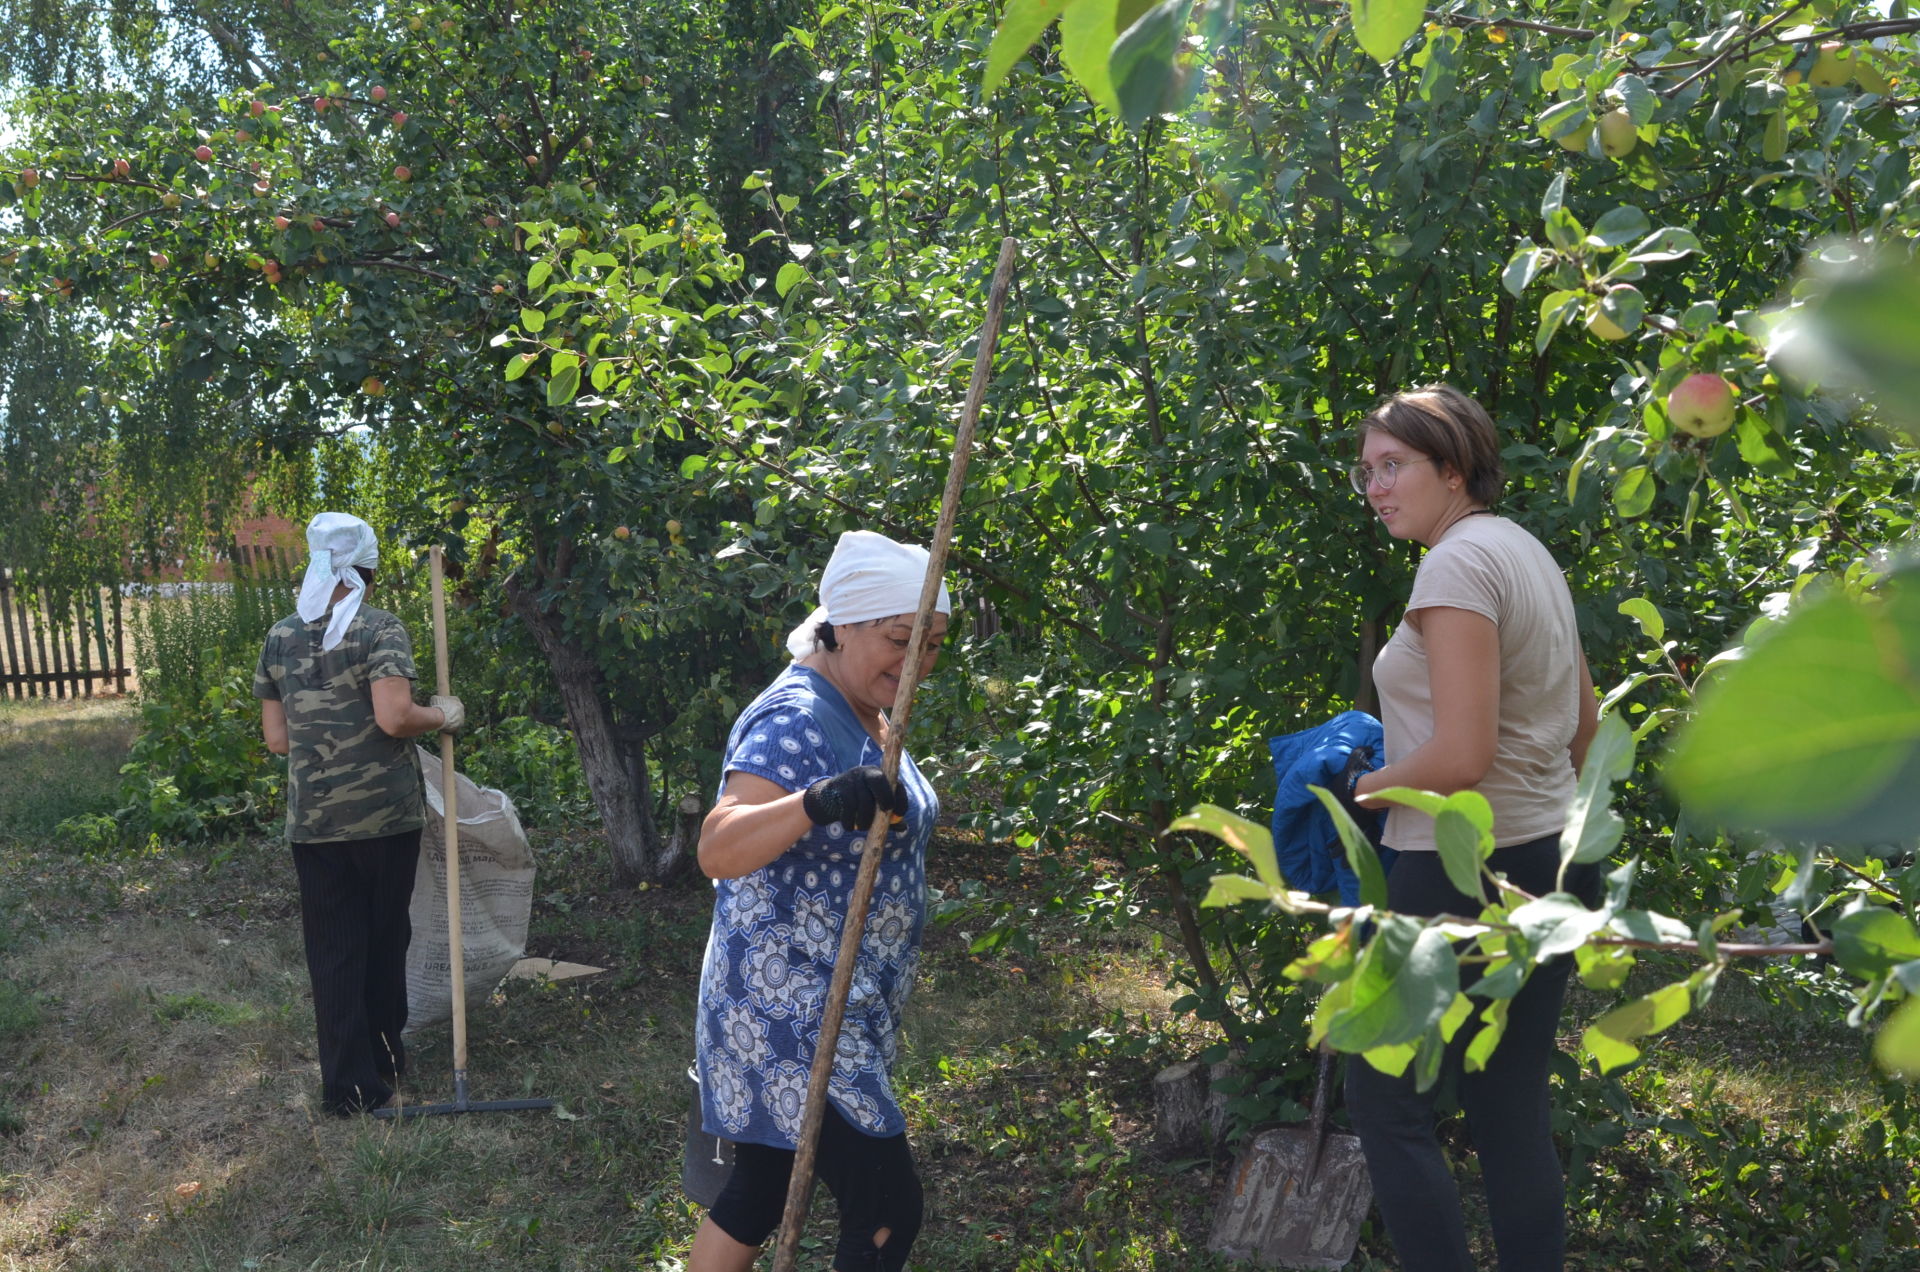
[{"xmin": 1358, "ymin": 384, "xmax": 1505, "ymax": 506}]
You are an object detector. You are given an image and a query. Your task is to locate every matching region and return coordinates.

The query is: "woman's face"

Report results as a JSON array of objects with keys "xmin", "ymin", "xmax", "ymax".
[
  {"xmin": 831, "ymin": 613, "xmax": 950, "ymax": 716},
  {"xmin": 1361, "ymin": 428, "xmax": 1458, "ymax": 546}
]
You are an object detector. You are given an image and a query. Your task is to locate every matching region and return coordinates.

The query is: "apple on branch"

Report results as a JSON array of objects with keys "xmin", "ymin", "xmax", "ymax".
[{"xmin": 1668, "ymin": 373, "xmax": 1736, "ymax": 438}]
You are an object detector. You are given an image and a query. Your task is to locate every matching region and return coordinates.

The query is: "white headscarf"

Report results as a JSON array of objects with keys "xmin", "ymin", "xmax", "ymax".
[
  {"xmin": 297, "ymin": 512, "xmax": 381, "ymax": 653},
  {"xmin": 785, "ymin": 530, "xmax": 952, "ymax": 660}
]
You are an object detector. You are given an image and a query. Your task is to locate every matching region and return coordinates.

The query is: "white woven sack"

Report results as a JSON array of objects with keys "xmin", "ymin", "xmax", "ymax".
[{"xmin": 403, "ymin": 746, "xmax": 536, "ymax": 1035}]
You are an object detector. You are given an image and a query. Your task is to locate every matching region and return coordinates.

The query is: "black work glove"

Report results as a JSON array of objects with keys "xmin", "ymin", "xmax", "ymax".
[
  {"xmin": 1335, "ymin": 746, "xmax": 1386, "ymax": 847},
  {"xmin": 802, "ymin": 765, "xmax": 906, "ymax": 831}
]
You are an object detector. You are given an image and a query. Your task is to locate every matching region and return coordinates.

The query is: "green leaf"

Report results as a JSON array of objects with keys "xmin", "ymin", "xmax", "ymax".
[
  {"xmin": 1618, "ymin": 598, "xmax": 1664, "ymax": 643},
  {"xmin": 1617, "ymin": 74, "xmax": 1657, "ymax": 125},
  {"xmin": 546, "ymin": 355, "xmax": 581, "ymax": 407},
  {"xmin": 1059, "ymin": 0, "xmax": 1123, "ymax": 116},
  {"xmin": 1536, "ymin": 289, "xmax": 1581, "ymax": 354},
  {"xmin": 527, "ymin": 260, "xmax": 552, "ymax": 290},
  {"xmin": 1170, "ymin": 803, "xmax": 1283, "ymax": 891},
  {"xmin": 1310, "ymin": 785, "xmax": 1389, "ymax": 908},
  {"xmin": 1666, "ymin": 574, "xmax": 1920, "ymax": 842},
  {"xmin": 775, "ymin": 261, "xmax": 807, "ymax": 298},
  {"xmin": 1462, "ymin": 997, "xmax": 1510, "ymax": 1072},
  {"xmin": 1540, "ymin": 171, "xmax": 1567, "ymax": 220},
  {"xmin": 1561, "ymin": 715, "xmax": 1634, "ymax": 866},
  {"xmin": 982, "ymin": 0, "xmax": 1067, "ymax": 97},
  {"xmin": 1832, "ymin": 906, "xmax": 1920, "ymax": 979},
  {"xmin": 1875, "ymin": 995, "xmax": 1920, "ymax": 1079},
  {"xmin": 1348, "ymin": 0, "xmax": 1422, "ymax": 64},
  {"xmin": 1626, "ymin": 227, "xmax": 1701, "ymax": 262},
  {"xmin": 519, "ymin": 306, "xmax": 547, "ymax": 333},
  {"xmin": 1110, "ymin": 0, "xmax": 1190, "ymax": 129},
  {"xmin": 1575, "ymin": 941, "xmax": 1636, "ymax": 992},
  {"xmin": 1781, "ymin": 247, "xmax": 1920, "ymax": 440},
  {"xmin": 1502, "ymin": 245, "xmax": 1549, "ymax": 298},
  {"xmin": 1587, "ymin": 205, "xmax": 1650, "ymax": 248},
  {"xmin": 1322, "ymin": 916, "xmax": 1460, "ymax": 1051},
  {"xmin": 1433, "ymin": 808, "xmax": 1487, "ymax": 904},
  {"xmin": 1581, "ymin": 980, "xmax": 1691, "ymax": 1073},
  {"xmin": 1612, "ymin": 466, "xmax": 1655, "ymax": 518},
  {"xmin": 505, "ymin": 351, "xmax": 536, "ymax": 382},
  {"xmin": 1507, "ymin": 893, "xmax": 1612, "ymax": 959},
  {"xmin": 1200, "ymin": 872, "xmax": 1275, "ymax": 908}
]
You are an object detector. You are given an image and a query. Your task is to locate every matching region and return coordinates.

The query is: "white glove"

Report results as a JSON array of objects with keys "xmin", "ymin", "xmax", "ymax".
[{"xmin": 430, "ymin": 694, "xmax": 466, "ymax": 733}]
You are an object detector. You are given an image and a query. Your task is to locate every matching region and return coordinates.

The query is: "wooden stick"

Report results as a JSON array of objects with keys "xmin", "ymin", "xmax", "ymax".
[
  {"xmin": 428, "ymin": 546, "xmax": 469, "ymax": 1086},
  {"xmin": 770, "ymin": 237, "xmax": 1020, "ymax": 1272}
]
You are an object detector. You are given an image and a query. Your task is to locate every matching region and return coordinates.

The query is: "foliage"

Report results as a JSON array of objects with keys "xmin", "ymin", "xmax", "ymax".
[
  {"xmin": 130, "ymin": 578, "xmax": 288, "ymax": 705},
  {"xmin": 458, "ymin": 715, "xmax": 595, "ymax": 828},
  {"xmin": 86, "ymin": 666, "xmax": 285, "ymax": 847}
]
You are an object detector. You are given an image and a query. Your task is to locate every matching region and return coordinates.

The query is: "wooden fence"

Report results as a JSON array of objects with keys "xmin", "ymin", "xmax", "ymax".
[{"xmin": 0, "ymin": 568, "xmax": 130, "ymax": 700}]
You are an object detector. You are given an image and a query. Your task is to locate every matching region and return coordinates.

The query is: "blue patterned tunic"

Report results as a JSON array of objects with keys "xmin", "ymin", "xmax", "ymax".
[{"xmin": 695, "ymin": 664, "xmax": 936, "ymax": 1149}]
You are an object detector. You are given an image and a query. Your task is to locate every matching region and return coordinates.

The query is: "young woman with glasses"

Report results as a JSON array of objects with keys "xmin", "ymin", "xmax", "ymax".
[{"xmin": 1342, "ymin": 385, "xmax": 1601, "ymax": 1272}]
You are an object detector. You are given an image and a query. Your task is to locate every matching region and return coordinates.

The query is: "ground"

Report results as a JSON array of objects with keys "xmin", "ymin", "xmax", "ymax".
[{"xmin": 0, "ymin": 697, "xmax": 1913, "ymax": 1270}]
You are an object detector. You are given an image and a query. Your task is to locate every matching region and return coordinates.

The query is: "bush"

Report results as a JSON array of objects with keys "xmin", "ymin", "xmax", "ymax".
[
  {"xmin": 459, "ymin": 716, "xmax": 594, "ymax": 828},
  {"xmin": 63, "ymin": 666, "xmax": 284, "ymax": 851}
]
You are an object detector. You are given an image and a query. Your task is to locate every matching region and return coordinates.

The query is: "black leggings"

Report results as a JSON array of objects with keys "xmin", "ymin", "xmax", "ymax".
[
  {"xmin": 708, "ymin": 1103, "xmax": 923, "ymax": 1271},
  {"xmin": 1346, "ymin": 834, "xmax": 1601, "ymax": 1272}
]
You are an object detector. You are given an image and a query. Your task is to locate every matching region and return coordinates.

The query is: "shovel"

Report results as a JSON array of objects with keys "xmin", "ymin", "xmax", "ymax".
[
  {"xmin": 1207, "ymin": 1048, "xmax": 1374, "ymax": 1268},
  {"xmin": 373, "ymin": 545, "xmax": 554, "ymax": 1120}
]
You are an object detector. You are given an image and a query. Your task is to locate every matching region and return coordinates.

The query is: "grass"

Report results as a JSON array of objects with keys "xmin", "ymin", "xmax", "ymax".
[{"xmin": 0, "ymin": 697, "xmax": 1913, "ymax": 1270}]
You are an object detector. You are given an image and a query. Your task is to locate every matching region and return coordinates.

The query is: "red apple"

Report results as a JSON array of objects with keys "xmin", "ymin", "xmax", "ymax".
[
  {"xmin": 112, "ymin": 158, "xmax": 131, "ymax": 179},
  {"xmin": 274, "ymin": 214, "xmax": 292, "ymax": 231},
  {"xmin": 249, "ymin": 99, "xmax": 266, "ymax": 117},
  {"xmin": 1668, "ymin": 373, "xmax": 1736, "ymax": 438},
  {"xmin": 361, "ymin": 375, "xmax": 385, "ymax": 396},
  {"xmin": 235, "ymin": 129, "xmax": 252, "ymax": 143},
  {"xmin": 483, "ymin": 214, "xmax": 501, "ymax": 228},
  {"xmin": 384, "ymin": 211, "xmax": 401, "ymax": 228},
  {"xmin": 393, "ymin": 164, "xmax": 411, "ymax": 182},
  {"xmin": 19, "ymin": 168, "xmax": 38, "ymax": 188},
  {"xmin": 150, "ymin": 252, "xmax": 170, "ymax": 269},
  {"xmin": 392, "ymin": 111, "xmax": 409, "ymax": 127},
  {"xmin": 194, "ymin": 144, "xmax": 213, "ymax": 163},
  {"xmin": 310, "ymin": 216, "xmax": 325, "ymax": 231},
  {"xmin": 370, "ymin": 85, "xmax": 388, "ymax": 102},
  {"xmin": 314, "ymin": 96, "xmax": 329, "ymax": 113}
]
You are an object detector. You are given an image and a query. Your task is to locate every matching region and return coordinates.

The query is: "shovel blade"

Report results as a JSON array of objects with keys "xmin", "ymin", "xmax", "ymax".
[{"xmin": 1208, "ymin": 1126, "xmax": 1373, "ymax": 1268}]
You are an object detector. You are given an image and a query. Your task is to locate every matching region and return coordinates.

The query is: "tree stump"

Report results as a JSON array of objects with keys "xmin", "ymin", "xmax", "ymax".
[{"xmin": 1153, "ymin": 1059, "xmax": 1208, "ymax": 1155}]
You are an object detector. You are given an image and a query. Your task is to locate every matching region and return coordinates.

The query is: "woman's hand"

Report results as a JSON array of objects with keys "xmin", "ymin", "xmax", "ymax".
[{"xmin": 803, "ymin": 765, "xmax": 907, "ymax": 831}]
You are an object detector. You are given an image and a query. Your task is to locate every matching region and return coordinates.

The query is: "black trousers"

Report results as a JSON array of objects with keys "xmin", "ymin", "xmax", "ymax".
[
  {"xmin": 1347, "ymin": 835, "xmax": 1601, "ymax": 1272},
  {"xmin": 291, "ymin": 827, "xmax": 421, "ymax": 1115},
  {"xmin": 709, "ymin": 1103, "xmax": 924, "ymax": 1271}
]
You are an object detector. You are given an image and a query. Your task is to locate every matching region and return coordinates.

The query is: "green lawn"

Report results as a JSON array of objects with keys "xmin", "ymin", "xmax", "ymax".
[{"xmin": 0, "ymin": 699, "xmax": 1912, "ymax": 1269}]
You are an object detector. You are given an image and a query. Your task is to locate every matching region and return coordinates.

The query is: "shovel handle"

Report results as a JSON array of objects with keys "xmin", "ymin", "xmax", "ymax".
[{"xmin": 1300, "ymin": 1047, "xmax": 1336, "ymax": 1190}]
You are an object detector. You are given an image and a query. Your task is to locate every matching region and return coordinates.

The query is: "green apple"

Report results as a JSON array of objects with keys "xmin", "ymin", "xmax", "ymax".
[{"xmin": 1668, "ymin": 373, "xmax": 1736, "ymax": 438}]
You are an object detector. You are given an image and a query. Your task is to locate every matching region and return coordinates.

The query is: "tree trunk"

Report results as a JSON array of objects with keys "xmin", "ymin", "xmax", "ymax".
[{"xmin": 504, "ymin": 571, "xmax": 664, "ymax": 885}]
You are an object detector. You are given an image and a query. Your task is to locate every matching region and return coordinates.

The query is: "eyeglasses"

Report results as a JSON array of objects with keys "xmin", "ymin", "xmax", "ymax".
[{"xmin": 1348, "ymin": 457, "xmax": 1435, "ymax": 495}]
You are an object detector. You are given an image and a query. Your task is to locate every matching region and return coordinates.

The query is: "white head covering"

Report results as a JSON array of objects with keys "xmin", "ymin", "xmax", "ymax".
[
  {"xmin": 297, "ymin": 512, "xmax": 381, "ymax": 653},
  {"xmin": 785, "ymin": 530, "xmax": 952, "ymax": 660}
]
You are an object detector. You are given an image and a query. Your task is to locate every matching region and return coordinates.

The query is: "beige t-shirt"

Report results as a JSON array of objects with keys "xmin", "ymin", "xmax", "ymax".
[{"xmin": 1372, "ymin": 515, "xmax": 1580, "ymax": 852}]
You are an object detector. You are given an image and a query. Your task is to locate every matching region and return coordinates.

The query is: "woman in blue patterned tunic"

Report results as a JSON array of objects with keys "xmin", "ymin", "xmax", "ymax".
[{"xmin": 688, "ymin": 531, "xmax": 950, "ymax": 1272}]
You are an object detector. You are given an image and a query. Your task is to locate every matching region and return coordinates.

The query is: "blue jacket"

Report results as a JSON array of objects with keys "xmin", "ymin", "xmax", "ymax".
[{"xmin": 1268, "ymin": 711, "xmax": 1395, "ymax": 906}]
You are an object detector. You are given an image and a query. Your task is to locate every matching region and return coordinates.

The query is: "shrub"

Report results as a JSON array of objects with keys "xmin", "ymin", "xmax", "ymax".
[
  {"xmin": 459, "ymin": 716, "xmax": 595, "ymax": 827},
  {"xmin": 98, "ymin": 667, "xmax": 283, "ymax": 848}
]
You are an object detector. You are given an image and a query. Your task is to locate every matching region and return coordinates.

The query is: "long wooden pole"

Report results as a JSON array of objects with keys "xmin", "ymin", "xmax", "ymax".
[
  {"xmin": 770, "ymin": 237, "xmax": 1019, "ymax": 1272},
  {"xmin": 428, "ymin": 546, "xmax": 471, "ymax": 1097}
]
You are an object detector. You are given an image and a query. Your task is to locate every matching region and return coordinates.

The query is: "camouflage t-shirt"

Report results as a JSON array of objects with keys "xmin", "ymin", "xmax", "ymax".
[{"xmin": 253, "ymin": 605, "xmax": 426, "ymax": 844}]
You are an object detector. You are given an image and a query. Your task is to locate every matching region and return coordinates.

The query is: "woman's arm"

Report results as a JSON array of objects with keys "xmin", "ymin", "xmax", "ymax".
[
  {"xmin": 699, "ymin": 771, "xmax": 816, "ymax": 880},
  {"xmin": 1354, "ymin": 606, "xmax": 1501, "ymax": 800},
  {"xmin": 370, "ymin": 675, "xmax": 450, "ymax": 738},
  {"xmin": 261, "ymin": 698, "xmax": 290, "ymax": 755},
  {"xmin": 1569, "ymin": 654, "xmax": 1598, "ymax": 777}
]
